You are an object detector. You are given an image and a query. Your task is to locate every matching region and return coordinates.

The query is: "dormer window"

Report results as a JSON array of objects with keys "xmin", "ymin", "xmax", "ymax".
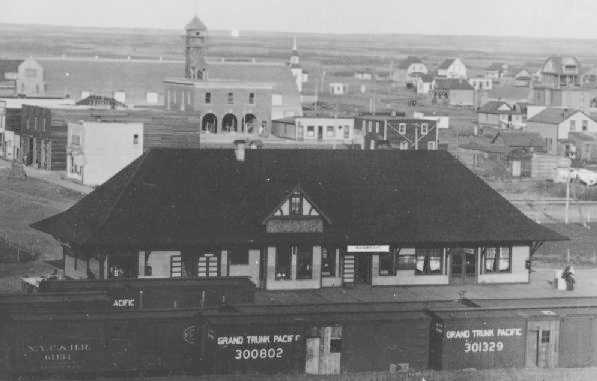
[{"xmin": 290, "ymin": 192, "xmax": 302, "ymax": 215}]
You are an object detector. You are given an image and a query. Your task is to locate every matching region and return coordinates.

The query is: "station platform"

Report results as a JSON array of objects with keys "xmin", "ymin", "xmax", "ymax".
[{"xmin": 255, "ymin": 268, "xmax": 597, "ymax": 305}]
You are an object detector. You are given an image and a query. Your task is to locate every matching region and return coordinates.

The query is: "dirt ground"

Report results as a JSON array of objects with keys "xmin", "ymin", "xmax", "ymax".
[{"xmin": 0, "ymin": 168, "xmax": 83, "ymax": 292}]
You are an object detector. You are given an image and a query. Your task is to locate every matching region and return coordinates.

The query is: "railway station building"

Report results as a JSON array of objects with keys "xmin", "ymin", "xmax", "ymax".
[{"xmin": 33, "ymin": 147, "xmax": 564, "ymax": 290}]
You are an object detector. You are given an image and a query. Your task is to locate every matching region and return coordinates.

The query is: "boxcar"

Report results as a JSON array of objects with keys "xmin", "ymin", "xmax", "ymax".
[
  {"xmin": 200, "ymin": 303, "xmax": 431, "ymax": 375},
  {"xmin": 39, "ymin": 277, "xmax": 255, "ymax": 310},
  {"xmin": 429, "ymin": 309, "xmax": 560, "ymax": 370},
  {"xmin": 557, "ymin": 307, "xmax": 597, "ymax": 368}
]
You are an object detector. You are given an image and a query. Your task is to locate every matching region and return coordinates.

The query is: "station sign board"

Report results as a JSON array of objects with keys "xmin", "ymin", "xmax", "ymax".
[{"xmin": 347, "ymin": 245, "xmax": 390, "ymax": 253}]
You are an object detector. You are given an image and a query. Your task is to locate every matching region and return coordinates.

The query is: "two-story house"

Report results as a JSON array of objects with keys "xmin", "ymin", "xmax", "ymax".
[
  {"xmin": 357, "ymin": 115, "xmax": 438, "ymax": 150},
  {"xmin": 525, "ymin": 108, "xmax": 597, "ymax": 155}
]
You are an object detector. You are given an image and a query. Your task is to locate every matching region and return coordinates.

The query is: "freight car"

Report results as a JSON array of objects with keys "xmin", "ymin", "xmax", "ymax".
[
  {"xmin": 199, "ymin": 302, "xmax": 433, "ymax": 375},
  {"xmin": 2, "ymin": 306, "xmax": 203, "ymax": 379},
  {"xmin": 7, "ymin": 293, "xmax": 597, "ymax": 378},
  {"xmin": 38, "ymin": 277, "xmax": 255, "ymax": 309}
]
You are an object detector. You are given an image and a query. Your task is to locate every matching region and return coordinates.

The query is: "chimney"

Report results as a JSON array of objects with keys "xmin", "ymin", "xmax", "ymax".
[{"xmin": 233, "ymin": 139, "xmax": 246, "ymax": 162}]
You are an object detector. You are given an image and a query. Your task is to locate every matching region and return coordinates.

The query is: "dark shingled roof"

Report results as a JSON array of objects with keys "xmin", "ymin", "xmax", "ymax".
[{"xmin": 32, "ymin": 149, "xmax": 565, "ymax": 248}]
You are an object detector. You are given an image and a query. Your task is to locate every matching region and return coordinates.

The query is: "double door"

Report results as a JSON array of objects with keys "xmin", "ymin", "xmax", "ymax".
[{"xmin": 450, "ymin": 248, "xmax": 477, "ymax": 284}]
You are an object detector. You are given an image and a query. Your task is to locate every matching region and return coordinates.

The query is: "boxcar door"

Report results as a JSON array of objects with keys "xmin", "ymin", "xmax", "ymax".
[{"xmin": 526, "ymin": 320, "xmax": 559, "ymax": 368}]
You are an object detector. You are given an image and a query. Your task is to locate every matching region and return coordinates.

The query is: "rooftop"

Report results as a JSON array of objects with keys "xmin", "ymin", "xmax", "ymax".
[
  {"xmin": 0, "ymin": 59, "xmax": 24, "ymax": 78},
  {"xmin": 398, "ymin": 56, "xmax": 423, "ymax": 69},
  {"xmin": 438, "ymin": 58, "xmax": 456, "ymax": 70},
  {"xmin": 185, "ymin": 15, "xmax": 207, "ymax": 31},
  {"xmin": 434, "ymin": 78, "xmax": 474, "ymax": 90},
  {"xmin": 527, "ymin": 108, "xmax": 586, "ymax": 124},
  {"xmin": 32, "ymin": 149, "xmax": 564, "ymax": 248},
  {"xmin": 478, "ymin": 100, "xmax": 516, "ymax": 114}
]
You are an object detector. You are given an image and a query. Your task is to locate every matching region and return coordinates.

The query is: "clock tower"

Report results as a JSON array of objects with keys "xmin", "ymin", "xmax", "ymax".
[{"xmin": 185, "ymin": 15, "xmax": 208, "ymax": 80}]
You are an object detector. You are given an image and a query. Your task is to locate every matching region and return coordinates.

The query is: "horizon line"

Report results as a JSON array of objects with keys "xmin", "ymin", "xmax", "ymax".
[{"xmin": 2, "ymin": 21, "xmax": 597, "ymax": 43}]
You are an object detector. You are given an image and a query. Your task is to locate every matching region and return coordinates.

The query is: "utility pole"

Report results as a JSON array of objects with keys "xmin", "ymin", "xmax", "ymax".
[{"xmin": 565, "ymin": 169, "xmax": 572, "ymax": 224}]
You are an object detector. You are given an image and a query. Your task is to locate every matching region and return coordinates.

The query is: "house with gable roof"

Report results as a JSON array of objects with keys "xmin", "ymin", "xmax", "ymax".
[
  {"xmin": 525, "ymin": 108, "xmax": 597, "ymax": 155},
  {"xmin": 432, "ymin": 78, "xmax": 474, "ymax": 106},
  {"xmin": 0, "ymin": 58, "xmax": 46, "ymax": 97},
  {"xmin": 391, "ymin": 56, "xmax": 428, "ymax": 85},
  {"xmin": 477, "ymin": 100, "xmax": 524, "ymax": 129},
  {"xmin": 436, "ymin": 58, "xmax": 467, "ymax": 79}
]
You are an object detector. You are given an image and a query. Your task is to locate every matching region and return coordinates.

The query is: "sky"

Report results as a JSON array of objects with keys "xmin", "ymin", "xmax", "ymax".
[{"xmin": 2, "ymin": 0, "xmax": 597, "ymax": 39}]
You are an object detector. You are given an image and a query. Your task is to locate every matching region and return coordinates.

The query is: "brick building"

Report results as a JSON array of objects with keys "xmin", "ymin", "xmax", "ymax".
[{"xmin": 163, "ymin": 15, "xmax": 301, "ymax": 137}]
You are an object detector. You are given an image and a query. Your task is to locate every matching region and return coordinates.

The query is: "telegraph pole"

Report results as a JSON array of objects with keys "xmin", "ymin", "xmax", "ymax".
[{"xmin": 565, "ymin": 169, "xmax": 572, "ymax": 224}]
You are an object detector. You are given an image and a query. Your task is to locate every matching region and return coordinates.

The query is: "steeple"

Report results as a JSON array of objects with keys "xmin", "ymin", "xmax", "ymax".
[{"xmin": 184, "ymin": 15, "xmax": 208, "ymax": 80}]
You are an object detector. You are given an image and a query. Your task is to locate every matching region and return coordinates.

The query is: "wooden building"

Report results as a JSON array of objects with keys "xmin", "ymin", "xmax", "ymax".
[
  {"xmin": 357, "ymin": 114, "xmax": 439, "ymax": 150},
  {"xmin": 33, "ymin": 148, "xmax": 563, "ymax": 290},
  {"xmin": 18, "ymin": 106, "xmax": 203, "ymax": 170},
  {"xmin": 477, "ymin": 101, "xmax": 524, "ymax": 130}
]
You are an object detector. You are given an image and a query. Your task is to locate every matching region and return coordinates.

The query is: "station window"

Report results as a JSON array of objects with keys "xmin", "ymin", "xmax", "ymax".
[
  {"xmin": 249, "ymin": 92, "xmax": 255, "ymax": 104},
  {"xmin": 170, "ymin": 255, "xmax": 182, "ymax": 278},
  {"xmin": 427, "ymin": 141, "xmax": 436, "ymax": 150},
  {"xmin": 582, "ymin": 120, "xmax": 589, "ymax": 131},
  {"xmin": 227, "ymin": 92, "xmax": 234, "ymax": 104},
  {"xmin": 330, "ymin": 337, "xmax": 343, "ymax": 353},
  {"xmin": 133, "ymin": 134, "xmax": 139, "ymax": 145},
  {"xmin": 541, "ymin": 330, "xmax": 550, "ymax": 343},
  {"xmin": 229, "ymin": 247, "xmax": 249, "ymax": 265},
  {"xmin": 379, "ymin": 252, "xmax": 397, "ymax": 276},
  {"xmin": 398, "ymin": 123, "xmax": 406, "ymax": 135},
  {"xmin": 296, "ymin": 245, "xmax": 313, "ymax": 279},
  {"xmin": 307, "ymin": 126, "xmax": 315, "ymax": 137},
  {"xmin": 321, "ymin": 246, "xmax": 336, "ymax": 277},
  {"xmin": 290, "ymin": 192, "xmax": 302, "ymax": 215},
  {"xmin": 415, "ymin": 248, "xmax": 443, "ymax": 275},
  {"xmin": 343, "ymin": 125, "xmax": 350, "ymax": 139},
  {"xmin": 276, "ymin": 245, "xmax": 292, "ymax": 280},
  {"xmin": 397, "ymin": 248, "xmax": 416, "ymax": 270},
  {"xmin": 482, "ymin": 247, "xmax": 512, "ymax": 273},
  {"xmin": 205, "ymin": 92, "xmax": 211, "ymax": 104},
  {"xmin": 399, "ymin": 141, "xmax": 409, "ymax": 150},
  {"xmin": 326, "ymin": 126, "xmax": 335, "ymax": 137},
  {"xmin": 421, "ymin": 123, "xmax": 428, "ymax": 136},
  {"xmin": 570, "ymin": 120, "xmax": 576, "ymax": 131}
]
